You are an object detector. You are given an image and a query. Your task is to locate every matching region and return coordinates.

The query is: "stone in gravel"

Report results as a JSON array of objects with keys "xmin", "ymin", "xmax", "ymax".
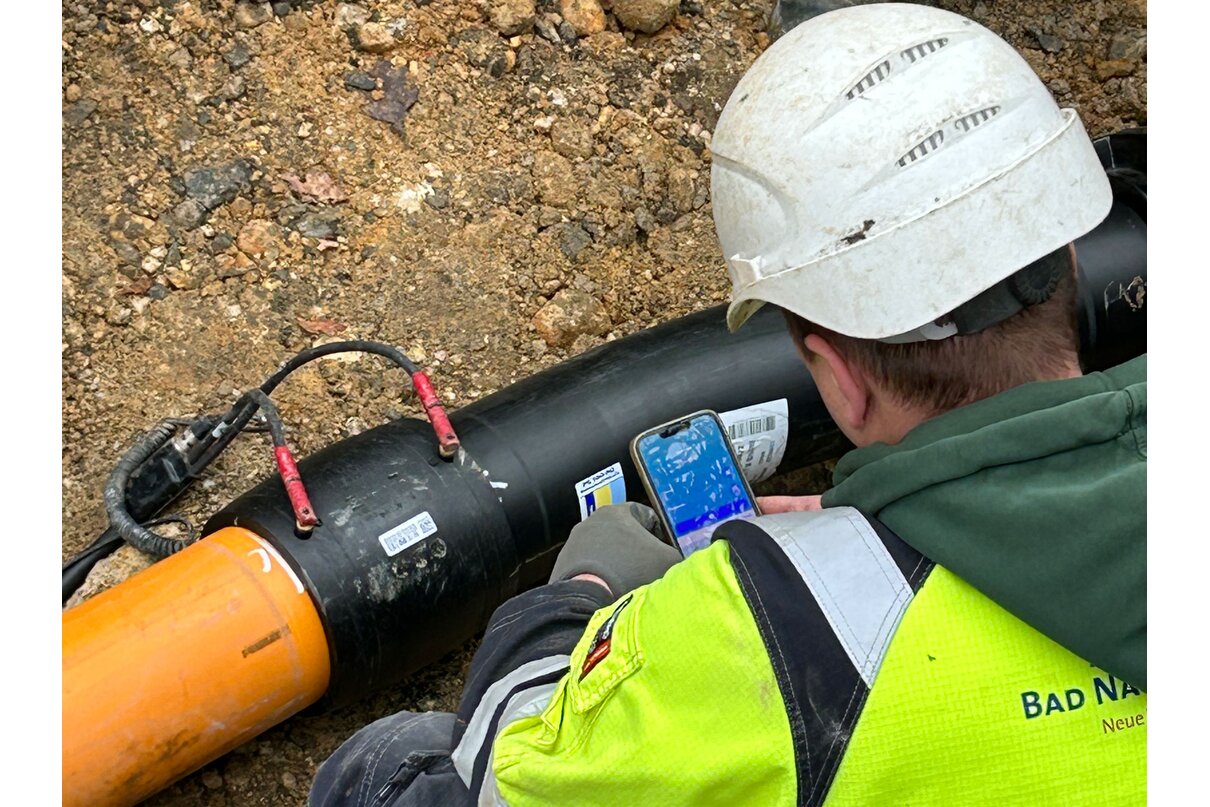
[
  {"xmin": 219, "ymin": 75, "xmax": 246, "ymax": 101},
  {"xmin": 667, "ymin": 165, "xmax": 696, "ymax": 213},
  {"xmin": 334, "ymin": 3, "xmax": 371, "ymax": 31},
  {"xmin": 168, "ymin": 47, "xmax": 193, "ymax": 69},
  {"xmin": 65, "ymin": 83, "xmax": 82, "ymax": 102},
  {"xmin": 490, "ymin": 0, "xmax": 536, "ymax": 36},
  {"xmin": 211, "ymin": 232, "xmax": 235, "ymax": 252},
  {"xmin": 533, "ymin": 289, "xmax": 611, "ymax": 348},
  {"xmin": 290, "ymin": 210, "xmax": 341, "ymax": 239},
  {"xmin": 532, "ymin": 151, "xmax": 576, "ymax": 208},
  {"xmin": 201, "ymin": 771, "xmax": 223, "ymax": 790},
  {"xmin": 554, "ymin": 222, "xmax": 592, "ymax": 260},
  {"xmin": 234, "ymin": 2, "xmax": 273, "ymax": 29},
  {"xmin": 283, "ymin": 171, "xmax": 348, "ymax": 203},
  {"xmin": 634, "ymin": 206, "xmax": 656, "ymax": 233},
  {"xmin": 535, "ymin": 15, "xmax": 560, "ymax": 43},
  {"xmin": 147, "ymin": 283, "xmax": 169, "ymax": 300},
  {"xmin": 107, "ymin": 306, "xmax": 133, "ymax": 326},
  {"xmin": 123, "ymin": 275, "xmax": 153, "ymax": 296},
  {"xmin": 112, "ymin": 240, "xmax": 141, "ymax": 266},
  {"xmin": 352, "ymin": 22, "xmax": 399, "ymax": 53},
  {"xmin": 425, "ymin": 188, "xmax": 450, "ymax": 209},
  {"xmin": 612, "ymin": 0, "xmax": 678, "ymax": 34},
  {"xmin": 63, "ymin": 98, "xmax": 97, "ymax": 127},
  {"xmin": 344, "ymin": 71, "xmax": 377, "ymax": 91},
  {"xmin": 184, "ymin": 159, "xmax": 252, "ymax": 211},
  {"xmin": 172, "ymin": 199, "xmax": 208, "ymax": 229},
  {"xmin": 557, "ymin": 21, "xmax": 578, "ymax": 45},
  {"xmin": 165, "ymin": 266, "xmax": 198, "ymax": 289},
  {"xmin": 551, "ymin": 119, "xmax": 594, "ymax": 160},
  {"xmin": 366, "ymin": 60, "xmax": 419, "ymax": 135},
  {"xmin": 281, "ymin": 771, "xmax": 298, "ymax": 791},
  {"xmin": 223, "ymin": 41, "xmax": 252, "ymax": 69},
  {"xmin": 1033, "ymin": 32, "xmax": 1064, "ymax": 53},
  {"xmin": 559, "ymin": 0, "xmax": 606, "ymax": 37},
  {"xmin": 1108, "ymin": 31, "xmax": 1146, "ymax": 62},
  {"xmin": 237, "ymin": 219, "xmax": 280, "ymax": 256},
  {"xmin": 272, "ymin": 1, "xmax": 292, "ymax": 16},
  {"xmin": 1096, "ymin": 59, "xmax": 1134, "ymax": 80},
  {"xmin": 456, "ymin": 27, "xmax": 511, "ymax": 74}
]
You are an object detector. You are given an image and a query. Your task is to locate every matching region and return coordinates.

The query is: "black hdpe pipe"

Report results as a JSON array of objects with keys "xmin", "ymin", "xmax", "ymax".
[
  {"xmin": 208, "ymin": 132, "xmax": 1146, "ymax": 707},
  {"xmin": 209, "ymin": 302, "xmax": 846, "ymax": 705}
]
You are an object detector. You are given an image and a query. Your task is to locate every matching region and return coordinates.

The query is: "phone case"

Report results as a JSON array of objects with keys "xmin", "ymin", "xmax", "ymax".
[{"xmin": 629, "ymin": 409, "xmax": 761, "ymax": 554}]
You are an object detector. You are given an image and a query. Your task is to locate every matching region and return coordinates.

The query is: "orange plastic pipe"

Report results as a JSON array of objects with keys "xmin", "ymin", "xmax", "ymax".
[{"xmin": 62, "ymin": 527, "xmax": 331, "ymax": 807}]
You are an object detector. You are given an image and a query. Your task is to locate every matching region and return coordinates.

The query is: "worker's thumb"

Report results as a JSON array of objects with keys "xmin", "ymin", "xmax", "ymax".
[{"xmin": 549, "ymin": 503, "xmax": 681, "ymax": 597}]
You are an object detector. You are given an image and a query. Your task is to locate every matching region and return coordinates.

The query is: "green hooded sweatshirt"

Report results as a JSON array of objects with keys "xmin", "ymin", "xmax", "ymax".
[{"xmin": 822, "ymin": 355, "xmax": 1147, "ymax": 690}]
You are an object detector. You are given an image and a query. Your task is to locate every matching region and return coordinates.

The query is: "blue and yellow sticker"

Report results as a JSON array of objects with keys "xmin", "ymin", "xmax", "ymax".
[{"xmin": 575, "ymin": 462, "xmax": 627, "ymax": 520}]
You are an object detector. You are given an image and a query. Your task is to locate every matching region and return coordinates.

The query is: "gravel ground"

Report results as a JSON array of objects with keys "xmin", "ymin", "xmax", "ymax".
[{"xmin": 62, "ymin": 1, "xmax": 1145, "ymax": 803}]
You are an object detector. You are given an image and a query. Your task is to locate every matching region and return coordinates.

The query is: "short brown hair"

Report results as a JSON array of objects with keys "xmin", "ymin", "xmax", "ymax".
[{"xmin": 784, "ymin": 254, "xmax": 1081, "ymax": 415}]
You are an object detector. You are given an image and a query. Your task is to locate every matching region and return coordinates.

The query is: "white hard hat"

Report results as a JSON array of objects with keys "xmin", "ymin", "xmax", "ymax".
[{"xmin": 712, "ymin": 2, "xmax": 1112, "ymax": 339}]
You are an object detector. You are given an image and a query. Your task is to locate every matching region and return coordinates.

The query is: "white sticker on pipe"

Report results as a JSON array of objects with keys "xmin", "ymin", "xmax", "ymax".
[
  {"xmin": 378, "ymin": 510, "xmax": 438, "ymax": 557},
  {"xmin": 718, "ymin": 399, "xmax": 790, "ymax": 483},
  {"xmin": 575, "ymin": 462, "xmax": 627, "ymax": 521}
]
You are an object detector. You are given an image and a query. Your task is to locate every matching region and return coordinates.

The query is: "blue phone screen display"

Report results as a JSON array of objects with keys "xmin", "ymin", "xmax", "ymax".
[{"xmin": 638, "ymin": 415, "xmax": 756, "ymax": 555}]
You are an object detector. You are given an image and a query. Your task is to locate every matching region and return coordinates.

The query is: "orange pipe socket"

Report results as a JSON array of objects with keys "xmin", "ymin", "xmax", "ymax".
[{"xmin": 62, "ymin": 527, "xmax": 331, "ymax": 807}]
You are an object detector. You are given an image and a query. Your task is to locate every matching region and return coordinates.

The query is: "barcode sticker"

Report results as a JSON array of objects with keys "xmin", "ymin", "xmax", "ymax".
[
  {"xmin": 727, "ymin": 415, "xmax": 780, "ymax": 440},
  {"xmin": 718, "ymin": 399, "xmax": 790, "ymax": 483},
  {"xmin": 378, "ymin": 511, "xmax": 438, "ymax": 557}
]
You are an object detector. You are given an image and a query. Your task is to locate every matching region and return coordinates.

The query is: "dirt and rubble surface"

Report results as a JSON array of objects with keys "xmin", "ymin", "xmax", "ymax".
[{"xmin": 62, "ymin": 0, "xmax": 1145, "ymax": 803}]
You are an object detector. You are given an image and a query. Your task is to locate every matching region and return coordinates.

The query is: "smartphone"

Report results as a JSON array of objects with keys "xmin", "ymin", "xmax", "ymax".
[{"xmin": 630, "ymin": 410, "xmax": 761, "ymax": 557}]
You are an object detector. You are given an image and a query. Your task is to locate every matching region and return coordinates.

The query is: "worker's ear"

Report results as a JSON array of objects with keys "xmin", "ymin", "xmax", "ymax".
[{"xmin": 802, "ymin": 333, "xmax": 870, "ymax": 434}]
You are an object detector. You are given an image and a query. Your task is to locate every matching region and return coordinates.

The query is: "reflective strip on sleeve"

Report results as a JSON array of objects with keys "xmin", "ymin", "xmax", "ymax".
[
  {"xmin": 473, "ymin": 680, "xmax": 563, "ymax": 807},
  {"xmin": 451, "ymin": 655, "xmax": 569, "ymax": 802}
]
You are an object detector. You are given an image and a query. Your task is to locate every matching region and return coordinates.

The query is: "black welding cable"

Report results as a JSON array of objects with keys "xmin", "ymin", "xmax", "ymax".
[
  {"xmin": 62, "ymin": 527, "xmax": 124, "ymax": 605},
  {"xmin": 245, "ymin": 389, "xmax": 287, "ymax": 446},
  {"xmin": 103, "ymin": 421, "xmax": 195, "ymax": 559},
  {"xmin": 259, "ymin": 340, "xmax": 419, "ymax": 394},
  {"xmin": 203, "ymin": 342, "xmax": 418, "ymax": 459},
  {"xmin": 141, "ymin": 514, "xmax": 199, "ymax": 544},
  {"xmin": 82, "ymin": 342, "xmax": 420, "ymax": 577},
  {"xmin": 255, "ymin": 340, "xmax": 458, "ymax": 457}
]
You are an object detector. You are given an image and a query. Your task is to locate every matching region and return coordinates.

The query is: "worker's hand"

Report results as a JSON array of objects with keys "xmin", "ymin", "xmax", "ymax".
[
  {"xmin": 758, "ymin": 494, "xmax": 824, "ymax": 514},
  {"xmin": 550, "ymin": 503, "xmax": 682, "ymax": 598}
]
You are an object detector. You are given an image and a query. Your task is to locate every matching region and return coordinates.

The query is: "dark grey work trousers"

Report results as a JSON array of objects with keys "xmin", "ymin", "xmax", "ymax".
[{"xmin": 309, "ymin": 711, "xmax": 472, "ymax": 807}]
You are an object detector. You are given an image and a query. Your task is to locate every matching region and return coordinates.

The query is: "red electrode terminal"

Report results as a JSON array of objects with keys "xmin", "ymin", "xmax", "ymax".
[
  {"xmin": 410, "ymin": 371, "xmax": 461, "ymax": 459},
  {"xmin": 274, "ymin": 446, "xmax": 320, "ymax": 534}
]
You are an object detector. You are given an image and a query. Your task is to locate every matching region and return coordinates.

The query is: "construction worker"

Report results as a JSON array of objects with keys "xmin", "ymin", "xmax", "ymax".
[{"xmin": 310, "ymin": 4, "xmax": 1146, "ymax": 805}]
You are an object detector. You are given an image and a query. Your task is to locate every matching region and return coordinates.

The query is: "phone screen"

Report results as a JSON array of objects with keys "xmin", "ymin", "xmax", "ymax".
[{"xmin": 635, "ymin": 413, "xmax": 757, "ymax": 556}]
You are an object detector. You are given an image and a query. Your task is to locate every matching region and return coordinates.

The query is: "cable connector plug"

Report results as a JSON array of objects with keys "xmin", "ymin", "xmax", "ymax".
[
  {"xmin": 274, "ymin": 446, "xmax": 320, "ymax": 535},
  {"xmin": 411, "ymin": 371, "xmax": 460, "ymax": 459}
]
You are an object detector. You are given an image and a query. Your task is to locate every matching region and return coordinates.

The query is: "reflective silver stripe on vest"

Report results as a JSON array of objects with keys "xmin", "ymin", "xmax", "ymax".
[
  {"xmin": 753, "ymin": 508, "xmax": 913, "ymax": 686},
  {"xmin": 451, "ymin": 654, "xmax": 568, "ymax": 805},
  {"xmin": 473, "ymin": 680, "xmax": 563, "ymax": 807}
]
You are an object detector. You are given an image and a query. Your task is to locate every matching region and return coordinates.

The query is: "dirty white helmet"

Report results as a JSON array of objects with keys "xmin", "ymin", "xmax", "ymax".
[{"xmin": 712, "ymin": 2, "xmax": 1112, "ymax": 340}]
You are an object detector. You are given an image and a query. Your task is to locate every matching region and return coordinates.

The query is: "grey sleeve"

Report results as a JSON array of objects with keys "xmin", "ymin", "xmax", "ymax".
[{"xmin": 452, "ymin": 579, "xmax": 613, "ymax": 748}]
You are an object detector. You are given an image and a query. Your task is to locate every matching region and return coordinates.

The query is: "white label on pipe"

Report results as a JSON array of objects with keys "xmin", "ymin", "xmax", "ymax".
[
  {"xmin": 378, "ymin": 510, "xmax": 438, "ymax": 557},
  {"xmin": 718, "ymin": 399, "xmax": 790, "ymax": 484},
  {"xmin": 575, "ymin": 461, "xmax": 627, "ymax": 521}
]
